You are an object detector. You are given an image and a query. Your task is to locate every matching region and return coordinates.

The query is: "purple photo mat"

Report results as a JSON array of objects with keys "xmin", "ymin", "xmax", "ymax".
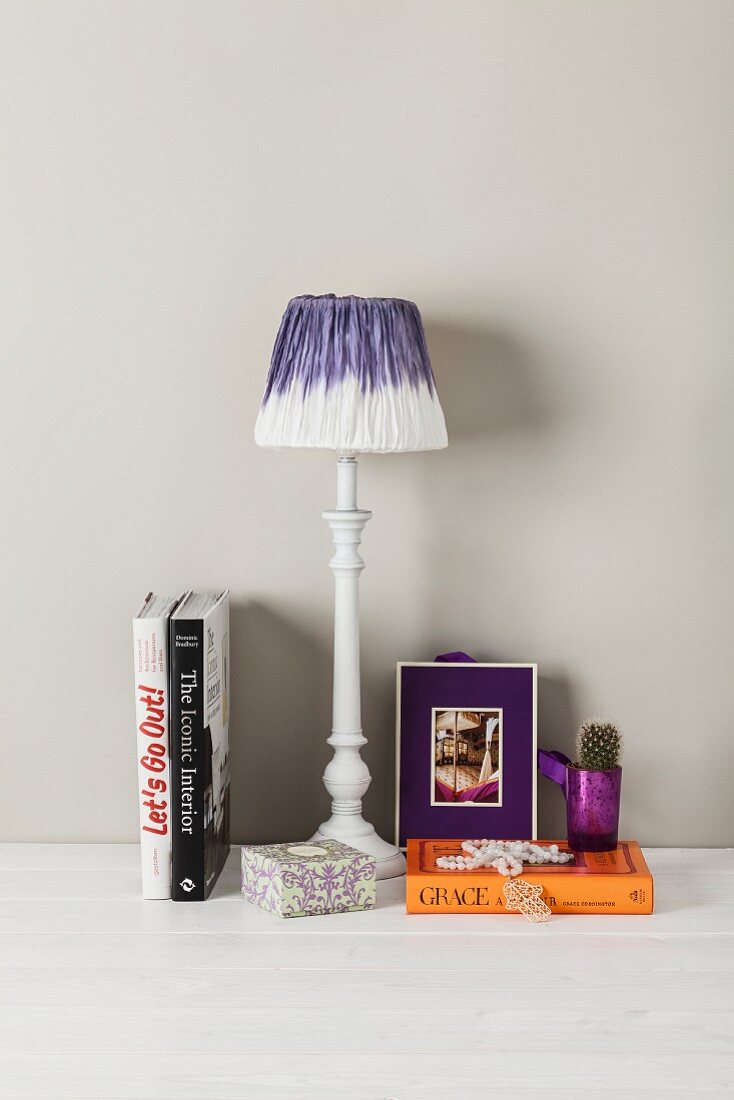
[{"xmin": 396, "ymin": 663, "xmax": 537, "ymax": 847}]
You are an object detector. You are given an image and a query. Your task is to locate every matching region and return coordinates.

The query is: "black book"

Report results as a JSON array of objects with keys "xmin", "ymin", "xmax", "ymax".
[{"xmin": 169, "ymin": 591, "xmax": 230, "ymax": 901}]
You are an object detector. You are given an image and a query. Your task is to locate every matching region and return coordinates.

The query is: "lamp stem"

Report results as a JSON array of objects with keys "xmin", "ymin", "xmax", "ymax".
[{"xmin": 314, "ymin": 455, "xmax": 406, "ymax": 880}]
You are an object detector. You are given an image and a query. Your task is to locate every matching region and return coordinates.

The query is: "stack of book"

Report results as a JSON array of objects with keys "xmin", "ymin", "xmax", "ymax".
[{"xmin": 132, "ymin": 591, "xmax": 230, "ymax": 901}]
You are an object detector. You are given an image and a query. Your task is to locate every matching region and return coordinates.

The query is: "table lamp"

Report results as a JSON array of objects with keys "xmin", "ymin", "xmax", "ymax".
[{"xmin": 255, "ymin": 294, "xmax": 447, "ymax": 878}]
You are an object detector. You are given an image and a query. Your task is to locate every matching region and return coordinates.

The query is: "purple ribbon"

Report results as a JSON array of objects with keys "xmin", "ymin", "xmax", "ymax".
[
  {"xmin": 434, "ymin": 651, "xmax": 477, "ymax": 663},
  {"xmin": 538, "ymin": 749, "xmax": 572, "ymax": 797}
]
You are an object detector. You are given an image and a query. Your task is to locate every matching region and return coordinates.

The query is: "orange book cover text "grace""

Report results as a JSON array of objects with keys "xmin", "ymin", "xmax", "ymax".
[{"xmin": 406, "ymin": 840, "xmax": 654, "ymax": 914}]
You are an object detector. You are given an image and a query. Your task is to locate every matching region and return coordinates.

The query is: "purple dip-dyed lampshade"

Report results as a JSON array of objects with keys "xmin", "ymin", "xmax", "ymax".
[{"xmin": 255, "ymin": 294, "xmax": 448, "ymax": 452}]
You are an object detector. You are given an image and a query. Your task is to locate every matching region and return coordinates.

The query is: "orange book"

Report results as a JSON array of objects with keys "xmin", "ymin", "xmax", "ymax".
[{"xmin": 406, "ymin": 839, "xmax": 654, "ymax": 914}]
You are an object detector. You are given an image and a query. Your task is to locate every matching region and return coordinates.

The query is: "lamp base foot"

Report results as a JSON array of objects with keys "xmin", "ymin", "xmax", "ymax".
[{"xmin": 311, "ymin": 825, "xmax": 406, "ymax": 880}]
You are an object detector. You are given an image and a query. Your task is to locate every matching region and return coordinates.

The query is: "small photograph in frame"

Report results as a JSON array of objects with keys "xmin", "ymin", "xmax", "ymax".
[
  {"xmin": 396, "ymin": 662, "xmax": 537, "ymax": 848},
  {"xmin": 432, "ymin": 709, "xmax": 502, "ymax": 806}
]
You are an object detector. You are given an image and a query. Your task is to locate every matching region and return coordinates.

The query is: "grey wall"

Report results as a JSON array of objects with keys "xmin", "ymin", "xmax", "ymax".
[{"xmin": 2, "ymin": 1, "xmax": 732, "ymax": 845}]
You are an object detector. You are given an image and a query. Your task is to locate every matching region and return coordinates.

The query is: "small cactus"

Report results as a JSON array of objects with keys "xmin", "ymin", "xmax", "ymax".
[{"xmin": 576, "ymin": 719, "xmax": 622, "ymax": 770}]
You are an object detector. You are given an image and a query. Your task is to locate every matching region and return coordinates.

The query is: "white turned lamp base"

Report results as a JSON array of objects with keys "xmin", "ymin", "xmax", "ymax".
[{"xmin": 316, "ymin": 455, "xmax": 406, "ymax": 881}]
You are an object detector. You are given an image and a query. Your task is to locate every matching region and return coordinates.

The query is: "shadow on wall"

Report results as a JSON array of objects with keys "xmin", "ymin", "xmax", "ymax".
[
  {"xmin": 537, "ymin": 674, "xmax": 578, "ymax": 840},
  {"xmin": 409, "ymin": 318, "xmax": 567, "ymax": 645},
  {"xmin": 229, "ymin": 599, "xmax": 400, "ymax": 848},
  {"xmin": 423, "ymin": 320, "xmax": 558, "ymax": 443},
  {"xmin": 357, "ymin": 636, "xmax": 400, "ymax": 844},
  {"xmin": 229, "ymin": 600, "xmax": 332, "ymax": 844}
]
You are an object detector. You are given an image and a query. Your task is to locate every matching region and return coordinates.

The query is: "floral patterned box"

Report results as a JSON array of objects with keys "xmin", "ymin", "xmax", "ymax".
[{"xmin": 241, "ymin": 840, "xmax": 376, "ymax": 918}]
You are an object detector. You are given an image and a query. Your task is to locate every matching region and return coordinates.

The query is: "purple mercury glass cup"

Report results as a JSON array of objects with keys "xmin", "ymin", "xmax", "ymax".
[{"xmin": 566, "ymin": 767, "xmax": 622, "ymax": 852}]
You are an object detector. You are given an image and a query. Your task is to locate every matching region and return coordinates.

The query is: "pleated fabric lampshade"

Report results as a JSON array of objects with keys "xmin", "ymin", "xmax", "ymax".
[{"xmin": 255, "ymin": 294, "xmax": 448, "ymax": 452}]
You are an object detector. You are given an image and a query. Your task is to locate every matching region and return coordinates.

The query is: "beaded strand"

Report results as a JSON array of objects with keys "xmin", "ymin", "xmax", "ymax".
[{"xmin": 435, "ymin": 839, "xmax": 574, "ymax": 877}]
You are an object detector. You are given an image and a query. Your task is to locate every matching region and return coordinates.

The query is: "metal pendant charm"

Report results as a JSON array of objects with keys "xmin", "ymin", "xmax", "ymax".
[{"xmin": 502, "ymin": 877, "xmax": 552, "ymax": 923}]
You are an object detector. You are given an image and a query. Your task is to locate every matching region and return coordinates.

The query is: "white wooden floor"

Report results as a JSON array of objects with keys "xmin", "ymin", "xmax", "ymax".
[{"xmin": 0, "ymin": 846, "xmax": 732, "ymax": 1099}]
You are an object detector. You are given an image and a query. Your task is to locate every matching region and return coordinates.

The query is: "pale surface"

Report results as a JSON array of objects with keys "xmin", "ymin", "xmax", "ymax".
[
  {"xmin": 0, "ymin": 845, "xmax": 731, "ymax": 1098},
  {"xmin": 1, "ymin": 2, "xmax": 733, "ymax": 848}
]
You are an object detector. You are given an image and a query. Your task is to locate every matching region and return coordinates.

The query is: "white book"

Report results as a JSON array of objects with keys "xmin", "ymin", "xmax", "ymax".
[{"xmin": 132, "ymin": 593, "xmax": 187, "ymax": 899}]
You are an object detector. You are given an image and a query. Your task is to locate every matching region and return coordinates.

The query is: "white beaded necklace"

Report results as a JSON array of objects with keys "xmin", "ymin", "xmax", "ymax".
[{"xmin": 436, "ymin": 839, "xmax": 574, "ymax": 877}]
